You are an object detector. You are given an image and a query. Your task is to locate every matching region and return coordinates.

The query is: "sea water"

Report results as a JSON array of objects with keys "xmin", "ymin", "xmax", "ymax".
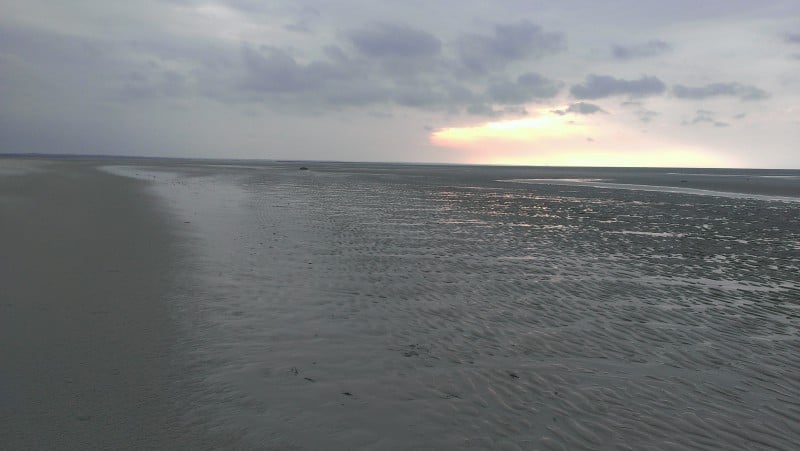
[{"xmin": 108, "ymin": 162, "xmax": 800, "ymax": 449}]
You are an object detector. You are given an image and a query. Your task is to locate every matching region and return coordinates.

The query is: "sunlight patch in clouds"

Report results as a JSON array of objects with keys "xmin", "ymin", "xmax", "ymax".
[
  {"xmin": 431, "ymin": 113, "xmax": 586, "ymax": 146},
  {"xmin": 479, "ymin": 147, "xmax": 732, "ymax": 168},
  {"xmin": 430, "ymin": 111, "xmax": 736, "ymax": 167}
]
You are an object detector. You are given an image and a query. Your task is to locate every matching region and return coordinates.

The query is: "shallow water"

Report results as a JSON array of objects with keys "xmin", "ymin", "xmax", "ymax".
[
  {"xmin": 109, "ymin": 162, "xmax": 800, "ymax": 449},
  {"xmin": 501, "ymin": 178, "xmax": 800, "ymax": 202}
]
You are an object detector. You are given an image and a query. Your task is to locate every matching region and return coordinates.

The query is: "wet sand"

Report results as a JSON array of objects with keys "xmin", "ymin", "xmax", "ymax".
[
  {"xmin": 3, "ymin": 157, "xmax": 800, "ymax": 449},
  {"xmin": 0, "ymin": 159, "xmax": 194, "ymax": 448}
]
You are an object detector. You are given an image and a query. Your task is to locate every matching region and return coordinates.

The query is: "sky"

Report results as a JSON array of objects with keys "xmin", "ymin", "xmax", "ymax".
[{"xmin": 1, "ymin": 0, "xmax": 798, "ymax": 167}]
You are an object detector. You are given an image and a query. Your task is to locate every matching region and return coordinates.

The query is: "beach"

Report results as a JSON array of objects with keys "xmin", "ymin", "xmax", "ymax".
[
  {"xmin": 0, "ymin": 159, "xmax": 195, "ymax": 448},
  {"xmin": 2, "ymin": 157, "xmax": 799, "ymax": 449}
]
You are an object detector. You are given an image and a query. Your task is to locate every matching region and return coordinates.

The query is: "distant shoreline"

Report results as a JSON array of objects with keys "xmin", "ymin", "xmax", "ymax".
[
  {"xmin": 5, "ymin": 155, "xmax": 796, "ymax": 199},
  {"xmin": 2, "ymin": 152, "xmax": 799, "ymax": 172}
]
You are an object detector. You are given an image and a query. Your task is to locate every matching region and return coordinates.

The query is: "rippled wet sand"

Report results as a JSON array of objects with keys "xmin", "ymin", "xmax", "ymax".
[{"xmin": 113, "ymin": 163, "xmax": 800, "ymax": 449}]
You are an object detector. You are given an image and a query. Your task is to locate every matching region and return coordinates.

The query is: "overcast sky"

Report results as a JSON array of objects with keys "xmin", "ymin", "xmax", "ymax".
[{"xmin": 1, "ymin": 0, "xmax": 798, "ymax": 167}]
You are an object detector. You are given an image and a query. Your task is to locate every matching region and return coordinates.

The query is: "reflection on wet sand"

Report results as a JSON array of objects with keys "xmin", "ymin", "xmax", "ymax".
[{"xmin": 501, "ymin": 178, "xmax": 800, "ymax": 202}]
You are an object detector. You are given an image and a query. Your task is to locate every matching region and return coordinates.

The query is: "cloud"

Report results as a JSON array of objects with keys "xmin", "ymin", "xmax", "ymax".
[
  {"xmin": 284, "ymin": 21, "xmax": 311, "ymax": 33},
  {"xmin": 486, "ymin": 72, "xmax": 562, "ymax": 104},
  {"xmin": 240, "ymin": 45, "xmax": 394, "ymax": 107},
  {"xmin": 783, "ymin": 32, "xmax": 800, "ymax": 44},
  {"xmin": 672, "ymin": 82, "xmax": 768, "ymax": 101},
  {"xmin": 635, "ymin": 109, "xmax": 659, "ymax": 123},
  {"xmin": 567, "ymin": 102, "xmax": 607, "ymax": 114},
  {"xmin": 0, "ymin": 24, "xmax": 220, "ymax": 104},
  {"xmin": 240, "ymin": 42, "xmax": 540, "ymax": 115},
  {"xmin": 570, "ymin": 74, "xmax": 666, "ymax": 99},
  {"xmin": 612, "ymin": 40, "xmax": 671, "ymax": 60},
  {"xmin": 690, "ymin": 109, "xmax": 715, "ymax": 124},
  {"xmin": 348, "ymin": 23, "xmax": 441, "ymax": 59},
  {"xmin": 457, "ymin": 21, "xmax": 565, "ymax": 74},
  {"xmin": 552, "ymin": 102, "xmax": 607, "ymax": 115},
  {"xmin": 0, "ymin": 25, "xmax": 112, "ymax": 69},
  {"xmin": 465, "ymin": 103, "xmax": 528, "ymax": 117},
  {"xmin": 683, "ymin": 109, "xmax": 729, "ymax": 127},
  {"xmin": 242, "ymin": 46, "xmax": 328, "ymax": 93},
  {"xmin": 238, "ymin": 25, "xmax": 566, "ymax": 116},
  {"xmin": 2, "ymin": 0, "xmax": 797, "ymax": 166}
]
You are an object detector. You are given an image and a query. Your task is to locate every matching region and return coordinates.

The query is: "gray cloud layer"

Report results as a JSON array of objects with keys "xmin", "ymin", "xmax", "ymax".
[
  {"xmin": 683, "ymin": 109, "xmax": 729, "ymax": 127},
  {"xmin": 486, "ymin": 73, "xmax": 562, "ymax": 104},
  {"xmin": 552, "ymin": 102, "xmax": 607, "ymax": 115},
  {"xmin": 784, "ymin": 32, "xmax": 800, "ymax": 43},
  {"xmin": 672, "ymin": 82, "xmax": 768, "ymax": 101},
  {"xmin": 570, "ymin": 75, "xmax": 666, "ymax": 99},
  {"xmin": 612, "ymin": 40, "xmax": 671, "ymax": 60},
  {"xmin": 233, "ymin": 20, "xmax": 571, "ymax": 115},
  {"xmin": 457, "ymin": 21, "xmax": 566, "ymax": 75},
  {"xmin": 348, "ymin": 23, "xmax": 442, "ymax": 58},
  {"xmin": 2, "ymin": 0, "xmax": 799, "ymax": 166}
]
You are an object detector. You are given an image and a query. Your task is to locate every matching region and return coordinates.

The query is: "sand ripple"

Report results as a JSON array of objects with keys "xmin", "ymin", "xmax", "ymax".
[{"xmin": 125, "ymin": 164, "xmax": 799, "ymax": 449}]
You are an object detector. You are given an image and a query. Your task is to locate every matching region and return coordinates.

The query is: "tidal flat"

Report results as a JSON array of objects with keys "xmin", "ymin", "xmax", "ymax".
[{"xmin": 2, "ymin": 157, "xmax": 799, "ymax": 449}]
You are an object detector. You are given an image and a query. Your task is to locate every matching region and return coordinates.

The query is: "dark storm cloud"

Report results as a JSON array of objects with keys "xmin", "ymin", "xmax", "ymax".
[
  {"xmin": 570, "ymin": 74, "xmax": 666, "ymax": 99},
  {"xmin": 457, "ymin": 21, "xmax": 565, "ymax": 74},
  {"xmin": 672, "ymin": 82, "xmax": 768, "ymax": 101},
  {"xmin": 612, "ymin": 39, "xmax": 671, "ymax": 60},
  {"xmin": 486, "ymin": 72, "xmax": 562, "ymax": 104},
  {"xmin": 348, "ymin": 23, "xmax": 441, "ymax": 59}
]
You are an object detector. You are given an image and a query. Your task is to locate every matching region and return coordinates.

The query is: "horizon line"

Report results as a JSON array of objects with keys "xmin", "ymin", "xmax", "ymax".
[{"xmin": 1, "ymin": 152, "xmax": 799, "ymax": 171}]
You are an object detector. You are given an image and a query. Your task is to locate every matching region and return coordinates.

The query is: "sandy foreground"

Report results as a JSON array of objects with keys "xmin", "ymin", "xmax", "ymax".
[
  {"xmin": 2, "ymin": 157, "xmax": 800, "ymax": 449},
  {"xmin": 0, "ymin": 159, "xmax": 198, "ymax": 448}
]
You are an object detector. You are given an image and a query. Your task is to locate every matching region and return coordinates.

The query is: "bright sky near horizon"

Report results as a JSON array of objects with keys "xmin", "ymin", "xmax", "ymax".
[{"xmin": 1, "ymin": 1, "xmax": 798, "ymax": 167}]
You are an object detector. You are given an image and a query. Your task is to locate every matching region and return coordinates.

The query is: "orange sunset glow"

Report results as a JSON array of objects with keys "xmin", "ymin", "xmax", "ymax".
[{"xmin": 430, "ymin": 110, "xmax": 737, "ymax": 167}]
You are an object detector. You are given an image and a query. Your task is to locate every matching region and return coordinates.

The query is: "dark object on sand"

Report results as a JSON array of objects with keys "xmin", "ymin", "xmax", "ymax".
[{"xmin": 299, "ymin": 166, "xmax": 309, "ymax": 170}]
